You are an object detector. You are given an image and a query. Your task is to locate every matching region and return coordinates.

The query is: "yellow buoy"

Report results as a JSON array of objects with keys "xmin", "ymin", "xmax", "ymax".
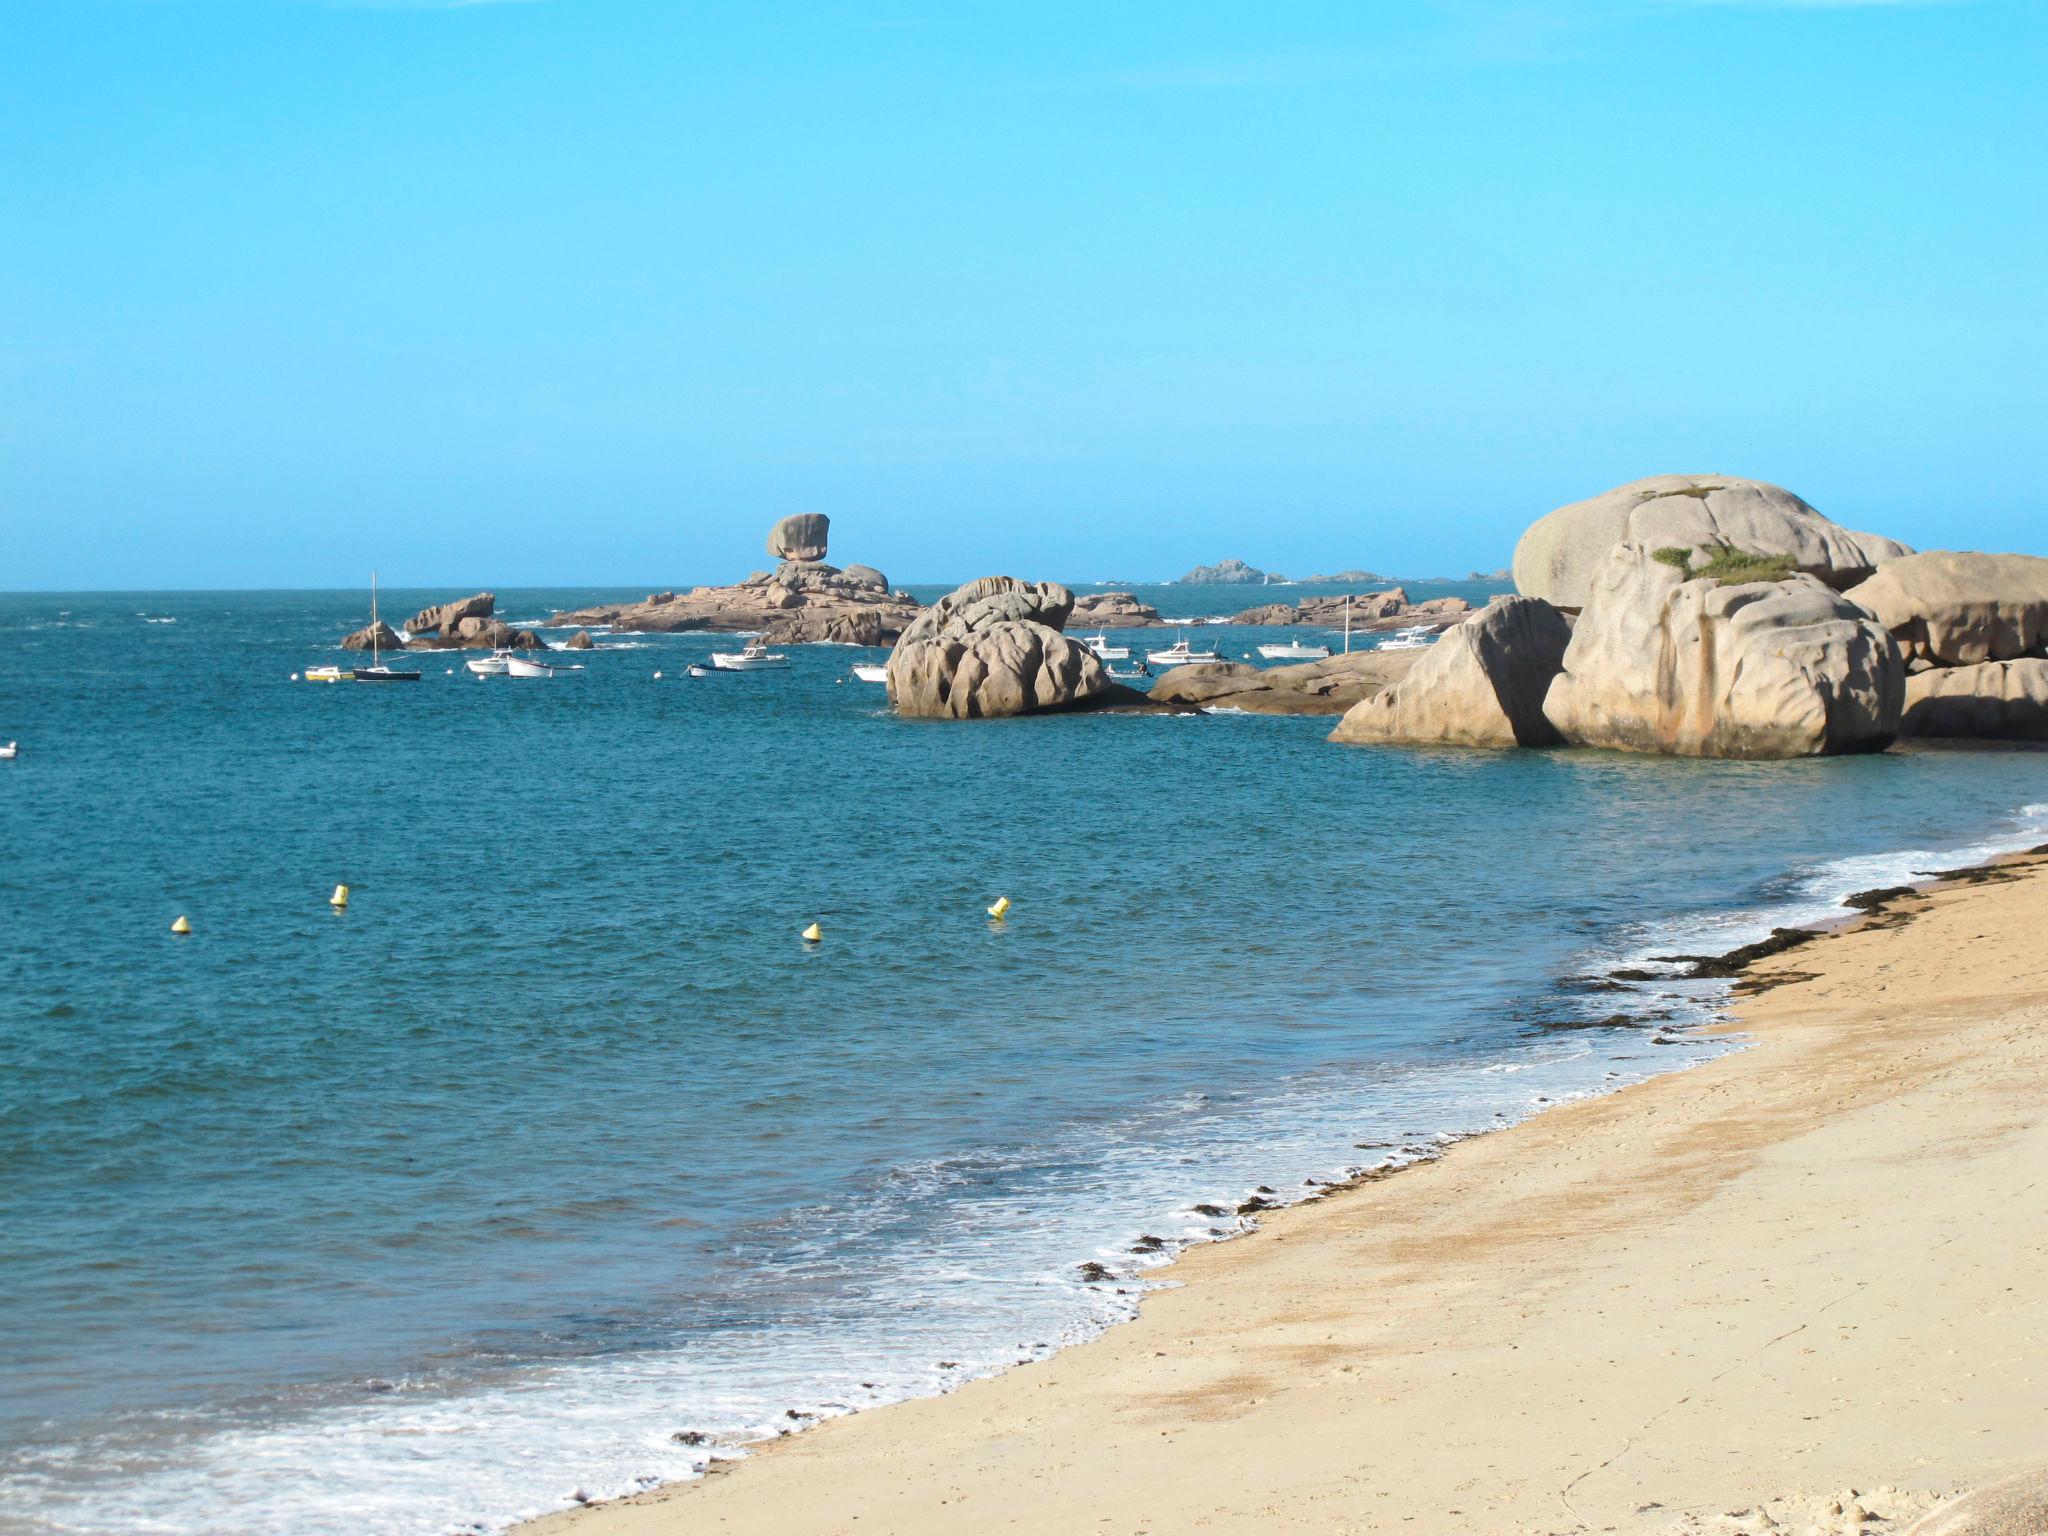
[
  {"xmin": 330, "ymin": 884, "xmax": 350, "ymax": 910},
  {"xmin": 801, "ymin": 921, "xmax": 823, "ymax": 943},
  {"xmin": 987, "ymin": 896, "xmax": 1011, "ymax": 921},
  {"xmin": 170, "ymin": 915, "xmax": 192, "ymax": 935}
]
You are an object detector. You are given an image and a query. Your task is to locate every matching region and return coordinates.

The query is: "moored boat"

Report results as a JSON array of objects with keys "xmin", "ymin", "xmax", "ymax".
[
  {"xmin": 351, "ymin": 573, "xmax": 421, "ymax": 681},
  {"xmin": 1145, "ymin": 631, "xmax": 1225, "ymax": 667},
  {"xmin": 466, "ymin": 650, "xmax": 514, "ymax": 676},
  {"xmin": 711, "ymin": 641, "xmax": 789, "ymax": 671},
  {"xmin": 0, "ymin": 741, "xmax": 16, "ymax": 760},
  {"xmin": 851, "ymin": 663, "xmax": 888, "ymax": 683},
  {"xmin": 1081, "ymin": 633, "xmax": 1130, "ymax": 661},
  {"xmin": 1257, "ymin": 640, "xmax": 1332, "ymax": 660},
  {"xmin": 304, "ymin": 665, "xmax": 353, "ymax": 683},
  {"xmin": 504, "ymin": 654, "xmax": 563, "ymax": 678}
]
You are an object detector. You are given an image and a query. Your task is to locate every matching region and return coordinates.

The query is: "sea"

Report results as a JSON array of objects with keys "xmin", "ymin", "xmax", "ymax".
[{"xmin": 2, "ymin": 582, "xmax": 2043, "ymax": 1536}]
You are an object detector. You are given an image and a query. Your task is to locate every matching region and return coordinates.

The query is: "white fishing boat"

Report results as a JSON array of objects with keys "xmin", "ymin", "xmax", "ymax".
[
  {"xmin": 1145, "ymin": 632, "xmax": 1225, "ymax": 667},
  {"xmin": 1376, "ymin": 624, "xmax": 1439, "ymax": 651},
  {"xmin": 0, "ymin": 742, "xmax": 16, "ymax": 760},
  {"xmin": 1257, "ymin": 640, "xmax": 1332, "ymax": 660},
  {"xmin": 466, "ymin": 649, "xmax": 515, "ymax": 676},
  {"xmin": 505, "ymin": 654, "xmax": 565, "ymax": 678},
  {"xmin": 851, "ymin": 663, "xmax": 888, "ymax": 683},
  {"xmin": 1081, "ymin": 632, "xmax": 1130, "ymax": 661},
  {"xmin": 710, "ymin": 641, "xmax": 789, "ymax": 671}
]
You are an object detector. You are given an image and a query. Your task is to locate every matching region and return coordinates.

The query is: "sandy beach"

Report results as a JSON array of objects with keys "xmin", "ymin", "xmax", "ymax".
[{"xmin": 530, "ymin": 849, "xmax": 2048, "ymax": 1536}]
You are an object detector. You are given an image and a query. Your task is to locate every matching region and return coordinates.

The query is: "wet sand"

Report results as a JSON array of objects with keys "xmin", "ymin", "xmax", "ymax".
[{"xmin": 529, "ymin": 851, "xmax": 2048, "ymax": 1536}]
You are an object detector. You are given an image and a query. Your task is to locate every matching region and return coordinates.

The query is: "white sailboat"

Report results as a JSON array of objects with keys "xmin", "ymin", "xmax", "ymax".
[{"xmin": 1145, "ymin": 630, "xmax": 1225, "ymax": 667}]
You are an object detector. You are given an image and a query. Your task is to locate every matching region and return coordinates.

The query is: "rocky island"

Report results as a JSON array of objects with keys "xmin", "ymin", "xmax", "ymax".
[
  {"xmin": 341, "ymin": 592, "xmax": 549, "ymax": 652},
  {"xmin": 550, "ymin": 514, "xmax": 921, "ymax": 646},
  {"xmin": 1177, "ymin": 558, "xmax": 1284, "ymax": 585}
]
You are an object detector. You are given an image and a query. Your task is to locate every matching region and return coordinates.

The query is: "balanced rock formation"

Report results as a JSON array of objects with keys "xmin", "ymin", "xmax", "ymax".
[
  {"xmin": 1149, "ymin": 650, "xmax": 1419, "ymax": 716},
  {"xmin": 1330, "ymin": 596, "xmax": 1571, "ymax": 748},
  {"xmin": 1514, "ymin": 475, "xmax": 1910, "ymax": 609},
  {"xmin": 1900, "ymin": 659, "xmax": 2048, "ymax": 742},
  {"xmin": 1071, "ymin": 591, "xmax": 1166, "ymax": 628},
  {"xmin": 1542, "ymin": 544, "xmax": 1903, "ymax": 758},
  {"xmin": 550, "ymin": 521, "xmax": 918, "ymax": 644},
  {"xmin": 1180, "ymin": 558, "xmax": 1281, "ymax": 585},
  {"xmin": 767, "ymin": 512, "xmax": 830, "ymax": 562},
  {"xmin": 886, "ymin": 577, "xmax": 1109, "ymax": 719},
  {"xmin": 1845, "ymin": 551, "xmax": 2048, "ymax": 668},
  {"xmin": 406, "ymin": 592, "xmax": 495, "ymax": 637}
]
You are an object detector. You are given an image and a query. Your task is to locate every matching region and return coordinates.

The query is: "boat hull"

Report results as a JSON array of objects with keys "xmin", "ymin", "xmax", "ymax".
[
  {"xmin": 1258, "ymin": 644, "xmax": 1331, "ymax": 660},
  {"xmin": 710, "ymin": 654, "xmax": 789, "ymax": 671},
  {"xmin": 354, "ymin": 667, "xmax": 422, "ymax": 682}
]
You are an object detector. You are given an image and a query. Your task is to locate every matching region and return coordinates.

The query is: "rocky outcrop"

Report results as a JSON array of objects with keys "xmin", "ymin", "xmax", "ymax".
[
  {"xmin": 1304, "ymin": 568, "xmax": 1391, "ymax": 584},
  {"xmin": 1845, "ymin": 551, "xmax": 2048, "ymax": 668},
  {"xmin": 550, "ymin": 518, "xmax": 920, "ymax": 643},
  {"xmin": 409, "ymin": 616, "xmax": 549, "ymax": 651},
  {"xmin": 886, "ymin": 577, "xmax": 1109, "ymax": 719},
  {"xmin": 767, "ymin": 513, "xmax": 830, "ymax": 562},
  {"xmin": 1071, "ymin": 591, "xmax": 1166, "ymax": 628},
  {"xmin": 1180, "ymin": 559, "xmax": 1282, "ymax": 585},
  {"xmin": 1513, "ymin": 475, "xmax": 1910, "ymax": 609},
  {"xmin": 1899, "ymin": 659, "xmax": 2048, "ymax": 741},
  {"xmin": 341, "ymin": 621, "xmax": 405, "ymax": 653},
  {"xmin": 1330, "ymin": 597, "xmax": 1571, "ymax": 748},
  {"xmin": 405, "ymin": 592, "xmax": 495, "ymax": 637},
  {"xmin": 563, "ymin": 630, "xmax": 595, "ymax": 650},
  {"xmin": 1148, "ymin": 650, "xmax": 1420, "ymax": 715},
  {"xmin": 1903, "ymin": 1467, "xmax": 2048, "ymax": 1536},
  {"xmin": 1224, "ymin": 590, "xmax": 1470, "ymax": 631},
  {"xmin": 1542, "ymin": 544, "xmax": 1903, "ymax": 758}
]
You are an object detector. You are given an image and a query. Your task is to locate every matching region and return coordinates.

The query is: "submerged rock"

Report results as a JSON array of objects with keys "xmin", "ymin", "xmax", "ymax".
[
  {"xmin": 886, "ymin": 576, "xmax": 1109, "ymax": 719},
  {"xmin": 1329, "ymin": 596, "xmax": 1571, "ymax": 748},
  {"xmin": 1542, "ymin": 544, "xmax": 1902, "ymax": 758},
  {"xmin": 1845, "ymin": 550, "xmax": 2048, "ymax": 668},
  {"xmin": 1900, "ymin": 658, "xmax": 2048, "ymax": 741},
  {"xmin": 1513, "ymin": 474, "xmax": 1910, "ymax": 609}
]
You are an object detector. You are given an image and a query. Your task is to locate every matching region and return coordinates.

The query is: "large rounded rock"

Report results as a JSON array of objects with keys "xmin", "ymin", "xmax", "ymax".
[
  {"xmin": 767, "ymin": 513, "xmax": 830, "ymax": 562},
  {"xmin": 1513, "ymin": 475, "xmax": 1909, "ymax": 609},
  {"xmin": 1900, "ymin": 658, "xmax": 2048, "ymax": 741},
  {"xmin": 840, "ymin": 563, "xmax": 888, "ymax": 592},
  {"xmin": 1330, "ymin": 596, "xmax": 1571, "ymax": 748},
  {"xmin": 886, "ymin": 577, "xmax": 1106, "ymax": 719},
  {"xmin": 1844, "ymin": 551, "xmax": 2048, "ymax": 667},
  {"xmin": 1542, "ymin": 544, "xmax": 1903, "ymax": 758},
  {"xmin": 341, "ymin": 620, "xmax": 405, "ymax": 652},
  {"xmin": 405, "ymin": 592, "xmax": 494, "ymax": 636},
  {"xmin": 1903, "ymin": 1467, "xmax": 2048, "ymax": 1535}
]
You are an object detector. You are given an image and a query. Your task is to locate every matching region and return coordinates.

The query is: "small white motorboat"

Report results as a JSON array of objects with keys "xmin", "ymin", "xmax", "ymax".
[
  {"xmin": 505, "ymin": 654, "xmax": 564, "ymax": 678},
  {"xmin": 1081, "ymin": 632, "xmax": 1130, "ymax": 661},
  {"xmin": 1106, "ymin": 665, "xmax": 1152, "ymax": 684},
  {"xmin": 851, "ymin": 664, "xmax": 888, "ymax": 683},
  {"xmin": 466, "ymin": 649, "xmax": 515, "ymax": 676},
  {"xmin": 1145, "ymin": 632, "xmax": 1225, "ymax": 667},
  {"xmin": 1376, "ymin": 625, "xmax": 1439, "ymax": 651},
  {"xmin": 1257, "ymin": 640, "xmax": 1332, "ymax": 660},
  {"xmin": 710, "ymin": 641, "xmax": 789, "ymax": 671},
  {"xmin": 0, "ymin": 741, "xmax": 16, "ymax": 760}
]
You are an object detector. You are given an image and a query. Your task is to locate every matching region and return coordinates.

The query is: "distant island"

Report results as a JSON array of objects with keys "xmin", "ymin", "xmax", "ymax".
[
  {"xmin": 1178, "ymin": 558, "xmax": 1285, "ymax": 585},
  {"xmin": 1303, "ymin": 568, "xmax": 1390, "ymax": 584}
]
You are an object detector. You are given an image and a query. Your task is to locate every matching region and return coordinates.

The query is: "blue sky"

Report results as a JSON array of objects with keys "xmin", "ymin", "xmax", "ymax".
[{"xmin": 3, "ymin": 0, "xmax": 2042, "ymax": 590}]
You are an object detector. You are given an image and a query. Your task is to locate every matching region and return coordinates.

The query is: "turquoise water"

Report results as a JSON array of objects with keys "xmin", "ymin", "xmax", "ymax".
[{"xmin": 1, "ymin": 586, "xmax": 2042, "ymax": 1535}]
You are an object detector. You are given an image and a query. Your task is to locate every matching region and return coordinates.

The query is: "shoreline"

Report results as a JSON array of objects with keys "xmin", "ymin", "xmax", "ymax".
[{"xmin": 528, "ymin": 845, "xmax": 2048, "ymax": 1536}]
